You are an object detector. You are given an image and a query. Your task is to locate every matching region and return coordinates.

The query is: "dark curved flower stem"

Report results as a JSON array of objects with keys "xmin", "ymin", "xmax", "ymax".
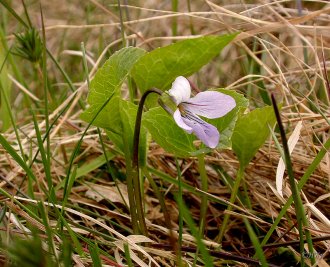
[
  {"xmin": 271, "ymin": 94, "xmax": 315, "ymax": 265},
  {"xmin": 131, "ymin": 88, "xmax": 163, "ymax": 236}
]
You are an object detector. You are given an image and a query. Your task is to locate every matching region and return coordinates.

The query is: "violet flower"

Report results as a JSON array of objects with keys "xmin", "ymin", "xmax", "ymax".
[{"xmin": 168, "ymin": 76, "xmax": 236, "ymax": 148}]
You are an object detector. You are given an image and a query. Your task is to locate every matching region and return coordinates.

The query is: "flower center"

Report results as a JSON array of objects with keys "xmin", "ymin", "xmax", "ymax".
[{"xmin": 178, "ymin": 104, "xmax": 186, "ymax": 115}]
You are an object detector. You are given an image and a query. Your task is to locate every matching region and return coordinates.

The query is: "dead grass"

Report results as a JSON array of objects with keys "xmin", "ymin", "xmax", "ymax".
[{"xmin": 0, "ymin": 0, "xmax": 330, "ymax": 266}]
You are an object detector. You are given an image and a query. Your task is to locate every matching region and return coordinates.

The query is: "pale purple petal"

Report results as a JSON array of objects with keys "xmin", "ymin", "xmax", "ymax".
[
  {"xmin": 168, "ymin": 76, "xmax": 191, "ymax": 105},
  {"xmin": 183, "ymin": 91, "xmax": 236, "ymax": 119},
  {"xmin": 173, "ymin": 109, "xmax": 193, "ymax": 133},
  {"xmin": 181, "ymin": 111, "xmax": 220, "ymax": 148}
]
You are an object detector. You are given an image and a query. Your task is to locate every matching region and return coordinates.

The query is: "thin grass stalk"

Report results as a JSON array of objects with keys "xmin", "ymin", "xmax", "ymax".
[
  {"xmin": 197, "ymin": 154, "xmax": 208, "ymax": 236},
  {"xmin": 127, "ymin": 76, "xmax": 136, "ymax": 103},
  {"xmin": 37, "ymin": 201, "xmax": 59, "ymax": 264},
  {"xmin": 0, "ymin": 0, "xmax": 28, "ymax": 27},
  {"xmin": 124, "ymin": 243, "xmax": 134, "ymax": 267},
  {"xmin": 295, "ymin": 0, "xmax": 309, "ymax": 65},
  {"xmin": 81, "ymin": 42, "xmax": 90, "ymax": 88},
  {"xmin": 260, "ymin": 136, "xmax": 330, "ymax": 247},
  {"xmin": 89, "ymin": 243, "xmax": 102, "ymax": 267},
  {"xmin": 174, "ymin": 158, "xmax": 183, "ymax": 267},
  {"xmin": 0, "ymin": 0, "xmax": 85, "ymax": 109},
  {"xmin": 46, "ymin": 51, "xmax": 86, "ymax": 109},
  {"xmin": 186, "ymin": 0, "xmax": 195, "ymax": 35},
  {"xmin": 247, "ymin": 39, "xmax": 271, "ymax": 105},
  {"xmin": 0, "ymin": 47, "xmax": 25, "ymax": 158},
  {"xmin": 142, "ymin": 167, "xmax": 178, "ymax": 250},
  {"xmin": 58, "ymin": 211, "xmax": 85, "ymax": 256},
  {"xmin": 61, "ymin": 239, "xmax": 73, "ymax": 267},
  {"xmin": 171, "ymin": 0, "xmax": 178, "ymax": 37},
  {"xmin": 40, "ymin": 5, "xmax": 54, "ymax": 200},
  {"xmin": 244, "ymin": 218, "xmax": 269, "ymax": 267},
  {"xmin": 217, "ymin": 165, "xmax": 245, "ymax": 243},
  {"xmin": 26, "ymin": 93, "xmax": 76, "ymax": 185},
  {"xmin": 271, "ymin": 94, "xmax": 315, "ymax": 265},
  {"xmin": 0, "ymin": 28, "xmax": 37, "ymax": 115},
  {"xmin": 0, "ymin": 188, "xmax": 42, "ymax": 227},
  {"xmin": 0, "ymin": 0, "xmax": 85, "ymax": 110},
  {"xmin": 321, "ymin": 41, "xmax": 330, "ymax": 104},
  {"xmin": 97, "ymin": 128, "xmax": 130, "ymax": 210},
  {"xmin": 179, "ymin": 199, "xmax": 213, "ymax": 267},
  {"xmin": 21, "ymin": 0, "xmax": 32, "ymax": 28},
  {"xmin": 0, "ymin": 134, "xmax": 36, "ymax": 198},
  {"xmin": 147, "ymin": 166, "xmax": 230, "ymax": 205},
  {"xmin": 61, "ymin": 93, "xmax": 115, "ymax": 223},
  {"xmin": 0, "ymin": 38, "xmax": 12, "ymax": 131},
  {"xmin": 117, "ymin": 0, "xmax": 126, "ymax": 47},
  {"xmin": 31, "ymin": 112, "xmax": 55, "ymax": 200}
]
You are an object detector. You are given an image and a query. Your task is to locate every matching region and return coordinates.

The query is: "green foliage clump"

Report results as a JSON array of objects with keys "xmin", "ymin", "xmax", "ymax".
[{"xmin": 12, "ymin": 28, "xmax": 42, "ymax": 63}]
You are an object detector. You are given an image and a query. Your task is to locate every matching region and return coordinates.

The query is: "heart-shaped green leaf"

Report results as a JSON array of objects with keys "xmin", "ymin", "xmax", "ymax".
[
  {"xmin": 143, "ymin": 107, "xmax": 195, "ymax": 158},
  {"xmin": 131, "ymin": 33, "xmax": 238, "ymax": 106},
  {"xmin": 232, "ymin": 106, "xmax": 276, "ymax": 168},
  {"xmin": 80, "ymin": 47, "xmax": 146, "ymax": 131},
  {"xmin": 80, "ymin": 47, "xmax": 147, "ymax": 166}
]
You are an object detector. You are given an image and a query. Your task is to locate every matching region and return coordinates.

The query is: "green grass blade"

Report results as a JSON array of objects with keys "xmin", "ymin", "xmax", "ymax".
[
  {"xmin": 0, "ymin": 0, "xmax": 28, "ymax": 28},
  {"xmin": 37, "ymin": 201, "xmax": 59, "ymax": 264},
  {"xmin": 61, "ymin": 92, "xmax": 115, "ymax": 215},
  {"xmin": 244, "ymin": 218, "xmax": 269, "ymax": 267},
  {"xmin": 217, "ymin": 165, "xmax": 245, "ymax": 242},
  {"xmin": 89, "ymin": 243, "xmax": 103, "ymax": 267},
  {"xmin": 61, "ymin": 238, "xmax": 73, "ymax": 267},
  {"xmin": 171, "ymin": 0, "xmax": 178, "ymax": 37},
  {"xmin": 271, "ymin": 95, "xmax": 314, "ymax": 264},
  {"xmin": 260, "ymin": 137, "xmax": 330, "ymax": 247},
  {"xmin": 0, "ymin": 134, "xmax": 36, "ymax": 183},
  {"xmin": 124, "ymin": 243, "xmax": 134, "ymax": 267},
  {"xmin": 62, "ymin": 165, "xmax": 77, "ymax": 210},
  {"xmin": 32, "ymin": 112, "xmax": 55, "ymax": 200},
  {"xmin": 75, "ymin": 151, "xmax": 115, "ymax": 178},
  {"xmin": 40, "ymin": 4, "xmax": 51, "ymax": 186},
  {"xmin": 197, "ymin": 154, "xmax": 208, "ymax": 237},
  {"xmin": 0, "ymin": 39, "xmax": 12, "ymax": 131},
  {"xmin": 179, "ymin": 199, "xmax": 213, "ymax": 267},
  {"xmin": 174, "ymin": 158, "xmax": 183, "ymax": 267}
]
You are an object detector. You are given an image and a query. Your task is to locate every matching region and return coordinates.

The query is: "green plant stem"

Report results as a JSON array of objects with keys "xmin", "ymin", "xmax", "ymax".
[
  {"xmin": 0, "ymin": 48, "xmax": 25, "ymax": 158},
  {"xmin": 130, "ymin": 88, "xmax": 163, "ymax": 236},
  {"xmin": 180, "ymin": 200, "xmax": 214, "ymax": 267},
  {"xmin": 61, "ymin": 93, "xmax": 114, "ymax": 221},
  {"xmin": 186, "ymin": 0, "xmax": 195, "ymax": 35},
  {"xmin": 244, "ymin": 218, "xmax": 269, "ymax": 267},
  {"xmin": 217, "ymin": 165, "xmax": 245, "ymax": 243},
  {"xmin": 143, "ymin": 167, "xmax": 173, "ymax": 231},
  {"xmin": 197, "ymin": 154, "xmax": 208, "ymax": 237},
  {"xmin": 171, "ymin": 0, "xmax": 178, "ymax": 37},
  {"xmin": 271, "ymin": 94, "xmax": 314, "ymax": 265},
  {"xmin": 260, "ymin": 137, "xmax": 330, "ymax": 246},
  {"xmin": 0, "ymin": 0, "xmax": 85, "ymax": 110},
  {"xmin": 117, "ymin": 0, "xmax": 126, "ymax": 47},
  {"xmin": 40, "ymin": 6, "xmax": 53, "ymax": 200},
  {"xmin": 174, "ymin": 158, "xmax": 183, "ymax": 267},
  {"xmin": 81, "ymin": 42, "xmax": 90, "ymax": 88}
]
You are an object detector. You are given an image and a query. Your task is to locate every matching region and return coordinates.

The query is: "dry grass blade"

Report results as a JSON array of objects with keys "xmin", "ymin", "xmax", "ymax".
[{"xmin": 0, "ymin": 0, "xmax": 329, "ymax": 265}]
